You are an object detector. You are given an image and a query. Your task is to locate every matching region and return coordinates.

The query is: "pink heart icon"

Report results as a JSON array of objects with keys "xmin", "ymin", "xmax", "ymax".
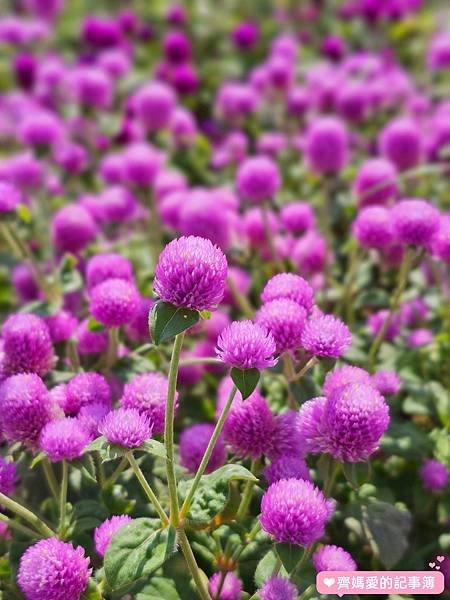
[
  {"xmin": 429, "ymin": 562, "xmax": 435, "ymax": 568},
  {"xmin": 437, "ymin": 556, "xmax": 445, "ymax": 562},
  {"xmin": 436, "ymin": 566, "xmax": 441, "ymax": 570}
]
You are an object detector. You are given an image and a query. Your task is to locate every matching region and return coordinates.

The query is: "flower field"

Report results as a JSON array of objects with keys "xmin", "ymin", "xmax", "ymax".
[{"xmin": 0, "ymin": 1, "xmax": 448, "ymax": 599}]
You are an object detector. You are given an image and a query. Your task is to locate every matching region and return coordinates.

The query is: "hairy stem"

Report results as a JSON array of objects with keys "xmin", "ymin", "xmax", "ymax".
[
  {"xmin": 0, "ymin": 513, "xmax": 43, "ymax": 539},
  {"xmin": 59, "ymin": 460, "xmax": 68, "ymax": 537},
  {"xmin": 41, "ymin": 458, "xmax": 60, "ymax": 502},
  {"xmin": 0, "ymin": 492, "xmax": 54, "ymax": 537},
  {"xmin": 226, "ymin": 275, "xmax": 253, "ymax": 318},
  {"xmin": 235, "ymin": 459, "xmax": 260, "ymax": 521},
  {"xmin": 127, "ymin": 453, "xmax": 169, "ymax": 525},
  {"xmin": 102, "ymin": 456, "xmax": 128, "ymax": 489},
  {"xmin": 179, "ymin": 530, "xmax": 212, "ymax": 600}
]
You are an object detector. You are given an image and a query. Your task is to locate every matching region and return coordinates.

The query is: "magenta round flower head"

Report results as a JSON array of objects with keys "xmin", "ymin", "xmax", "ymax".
[
  {"xmin": 287, "ymin": 86, "xmax": 310, "ymax": 119},
  {"xmin": 301, "ymin": 314, "xmax": 352, "ymax": 358},
  {"xmin": 86, "ymin": 253, "xmax": 134, "ymax": 292},
  {"xmin": 98, "ymin": 186, "xmax": 138, "ymax": 223},
  {"xmin": 54, "ymin": 143, "xmax": 88, "ymax": 176},
  {"xmin": 391, "ymin": 199, "xmax": 440, "ymax": 246},
  {"xmin": 99, "ymin": 407, "xmax": 152, "ymax": 449},
  {"xmin": 180, "ymin": 423, "xmax": 226, "ymax": 474},
  {"xmin": 323, "ymin": 365, "xmax": 372, "ymax": 397},
  {"xmin": 94, "ymin": 515, "xmax": 132, "ymax": 557},
  {"xmin": 172, "ymin": 63, "xmax": 199, "ymax": 95},
  {"xmin": 134, "ymin": 81, "xmax": 176, "ymax": 132},
  {"xmin": 70, "ymin": 66, "xmax": 113, "ymax": 110},
  {"xmin": 260, "ymin": 478, "xmax": 334, "ymax": 546},
  {"xmin": 0, "ymin": 373, "xmax": 57, "ymax": 448},
  {"xmin": 120, "ymin": 372, "xmax": 176, "ymax": 435},
  {"xmin": 367, "ymin": 309, "xmax": 401, "ymax": 342},
  {"xmin": 154, "ymin": 169, "xmax": 187, "ymax": 202},
  {"xmin": 280, "ymin": 201, "xmax": 315, "ymax": 234},
  {"xmin": 267, "ymin": 410, "xmax": 305, "ymax": 460},
  {"xmin": 407, "ymin": 328, "xmax": 433, "ymax": 348},
  {"xmin": 223, "ymin": 392, "xmax": 275, "ymax": 459},
  {"xmin": 232, "ymin": 21, "xmax": 259, "ymax": 50},
  {"xmin": 12, "ymin": 264, "xmax": 39, "ymax": 302},
  {"xmin": 428, "ymin": 32, "xmax": 450, "ymax": 70},
  {"xmin": 371, "ymin": 370, "xmax": 401, "ymax": 395},
  {"xmin": 420, "ymin": 459, "xmax": 449, "ymax": 491},
  {"xmin": 379, "ymin": 118, "xmax": 422, "ymax": 171},
  {"xmin": 0, "ymin": 181, "xmax": 21, "ymax": 213},
  {"xmin": 354, "ymin": 158, "xmax": 397, "ymax": 207},
  {"xmin": 123, "ymin": 142, "xmax": 164, "ymax": 188},
  {"xmin": 154, "ymin": 236, "xmax": 227, "ymax": 311},
  {"xmin": 264, "ymin": 455, "xmax": 311, "ymax": 485},
  {"xmin": 2, "ymin": 313, "xmax": 55, "ymax": 377},
  {"xmin": 313, "ymin": 545, "xmax": 357, "ymax": 572},
  {"xmin": 292, "ymin": 231, "xmax": 327, "ymax": 275},
  {"xmin": 216, "ymin": 83, "xmax": 259, "ymax": 122},
  {"xmin": 336, "ymin": 82, "xmax": 369, "ymax": 123},
  {"xmin": 258, "ymin": 575, "xmax": 297, "ymax": 600},
  {"xmin": 255, "ymin": 299, "xmax": 307, "ymax": 353},
  {"xmin": 305, "ymin": 117, "xmax": 349, "ymax": 174},
  {"xmin": 353, "ymin": 206, "xmax": 394, "ymax": 249},
  {"xmin": 64, "ymin": 372, "xmax": 111, "ymax": 415},
  {"xmin": 90, "ymin": 278, "xmax": 140, "ymax": 327},
  {"xmin": 163, "ymin": 30, "xmax": 191, "ymax": 64},
  {"xmin": 430, "ymin": 214, "xmax": 450, "ymax": 265},
  {"xmin": 76, "ymin": 319, "xmax": 108, "ymax": 355},
  {"xmin": 179, "ymin": 189, "xmax": 232, "ymax": 251},
  {"xmin": 236, "ymin": 155, "xmax": 281, "ymax": 204},
  {"xmin": 51, "ymin": 204, "xmax": 97, "ymax": 254},
  {"xmin": 39, "ymin": 417, "xmax": 90, "ymax": 462},
  {"xmin": 0, "ymin": 456, "xmax": 17, "ymax": 496},
  {"xmin": 77, "ymin": 402, "xmax": 110, "ymax": 438},
  {"xmin": 216, "ymin": 320, "xmax": 277, "ymax": 369},
  {"xmin": 125, "ymin": 296, "xmax": 154, "ymax": 343},
  {"xmin": 18, "ymin": 538, "xmax": 90, "ymax": 600},
  {"xmin": 261, "ymin": 273, "xmax": 314, "ymax": 314},
  {"xmin": 18, "ymin": 111, "xmax": 62, "ymax": 149},
  {"xmin": 209, "ymin": 572, "xmax": 242, "ymax": 600},
  {"xmin": 45, "ymin": 310, "xmax": 77, "ymax": 344}
]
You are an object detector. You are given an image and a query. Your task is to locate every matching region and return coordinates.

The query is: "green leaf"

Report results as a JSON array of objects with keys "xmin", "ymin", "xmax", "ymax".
[
  {"xmin": 16, "ymin": 203, "xmax": 31, "ymax": 223},
  {"xmin": 135, "ymin": 577, "xmax": 181, "ymax": 600},
  {"xmin": 343, "ymin": 461, "xmax": 372, "ymax": 490},
  {"xmin": 199, "ymin": 310, "xmax": 211, "ymax": 320},
  {"xmin": 275, "ymin": 543, "xmax": 305, "ymax": 574},
  {"xmin": 178, "ymin": 465, "xmax": 258, "ymax": 525},
  {"xmin": 67, "ymin": 500, "xmax": 109, "ymax": 537},
  {"xmin": 230, "ymin": 367, "xmax": 260, "ymax": 400},
  {"xmin": 81, "ymin": 578, "xmax": 103, "ymax": 600},
  {"xmin": 104, "ymin": 518, "xmax": 178, "ymax": 592},
  {"xmin": 137, "ymin": 439, "xmax": 167, "ymax": 460},
  {"xmin": 71, "ymin": 454, "xmax": 97, "ymax": 483},
  {"xmin": 150, "ymin": 301, "xmax": 199, "ymax": 345},
  {"xmin": 254, "ymin": 550, "xmax": 287, "ymax": 587},
  {"xmin": 87, "ymin": 317, "xmax": 105, "ymax": 332},
  {"xmin": 84, "ymin": 436, "xmax": 166, "ymax": 463}
]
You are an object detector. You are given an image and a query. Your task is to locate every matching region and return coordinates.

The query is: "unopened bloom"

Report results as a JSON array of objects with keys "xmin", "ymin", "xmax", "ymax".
[
  {"xmin": 154, "ymin": 236, "xmax": 227, "ymax": 311},
  {"xmin": 261, "ymin": 273, "xmax": 314, "ymax": 313},
  {"xmin": 18, "ymin": 538, "xmax": 90, "ymax": 600},
  {"xmin": 208, "ymin": 572, "xmax": 242, "ymax": 600},
  {"xmin": 39, "ymin": 417, "xmax": 90, "ymax": 462},
  {"xmin": 99, "ymin": 407, "xmax": 152, "ymax": 449},
  {"xmin": 255, "ymin": 299, "xmax": 307, "ymax": 353},
  {"xmin": 260, "ymin": 478, "xmax": 334, "ymax": 546},
  {"xmin": 180, "ymin": 423, "xmax": 226, "ymax": 474},
  {"xmin": 313, "ymin": 545, "xmax": 357, "ymax": 572},
  {"xmin": 216, "ymin": 320, "xmax": 277, "ymax": 369},
  {"xmin": 94, "ymin": 515, "xmax": 132, "ymax": 557},
  {"xmin": 301, "ymin": 314, "xmax": 352, "ymax": 358},
  {"xmin": 391, "ymin": 199, "xmax": 440, "ymax": 246},
  {"xmin": 90, "ymin": 278, "xmax": 140, "ymax": 327},
  {"xmin": 258, "ymin": 575, "xmax": 297, "ymax": 600},
  {"xmin": 420, "ymin": 459, "xmax": 449, "ymax": 491},
  {"xmin": 236, "ymin": 155, "xmax": 281, "ymax": 203}
]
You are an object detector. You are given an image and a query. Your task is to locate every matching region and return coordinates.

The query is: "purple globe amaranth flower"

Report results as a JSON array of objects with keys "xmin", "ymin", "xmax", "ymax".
[
  {"xmin": 305, "ymin": 117, "xmax": 349, "ymax": 174},
  {"xmin": 125, "ymin": 296, "xmax": 154, "ymax": 343},
  {"xmin": 0, "ymin": 456, "xmax": 17, "ymax": 496},
  {"xmin": 420, "ymin": 459, "xmax": 449, "ymax": 491},
  {"xmin": 260, "ymin": 478, "xmax": 334, "ymax": 546},
  {"xmin": 400, "ymin": 297, "xmax": 429, "ymax": 328},
  {"xmin": 154, "ymin": 236, "xmax": 228, "ymax": 311},
  {"xmin": 391, "ymin": 199, "xmax": 440, "ymax": 246},
  {"xmin": 216, "ymin": 320, "xmax": 277, "ymax": 370},
  {"xmin": 0, "ymin": 181, "xmax": 21, "ymax": 213},
  {"xmin": 264, "ymin": 455, "xmax": 311, "ymax": 485},
  {"xmin": 258, "ymin": 575, "xmax": 297, "ymax": 600},
  {"xmin": 301, "ymin": 314, "xmax": 352, "ymax": 358},
  {"xmin": 18, "ymin": 538, "xmax": 91, "ymax": 600},
  {"xmin": 99, "ymin": 407, "xmax": 152, "ymax": 449},
  {"xmin": 313, "ymin": 545, "xmax": 357, "ymax": 572},
  {"xmin": 255, "ymin": 299, "xmax": 307, "ymax": 353},
  {"xmin": 287, "ymin": 86, "xmax": 310, "ymax": 118},
  {"xmin": 267, "ymin": 410, "xmax": 305, "ymax": 460},
  {"xmin": 54, "ymin": 143, "xmax": 88, "ymax": 176},
  {"xmin": 94, "ymin": 515, "xmax": 132, "ymax": 557},
  {"xmin": 179, "ymin": 423, "xmax": 226, "ymax": 474},
  {"xmin": 379, "ymin": 118, "xmax": 422, "ymax": 171},
  {"xmin": 292, "ymin": 231, "xmax": 327, "ymax": 275},
  {"xmin": 51, "ymin": 204, "xmax": 97, "ymax": 254},
  {"xmin": 14, "ymin": 52, "xmax": 37, "ymax": 90},
  {"xmin": 353, "ymin": 206, "xmax": 394, "ymax": 249},
  {"xmin": 367, "ymin": 309, "xmax": 401, "ymax": 342},
  {"xmin": 223, "ymin": 391, "xmax": 275, "ymax": 459},
  {"xmin": 353, "ymin": 158, "xmax": 398, "ymax": 207},
  {"xmin": 120, "ymin": 372, "xmax": 177, "ymax": 435},
  {"xmin": 134, "ymin": 81, "xmax": 176, "ymax": 132},
  {"xmin": 2, "ymin": 313, "xmax": 55, "ymax": 377},
  {"xmin": 163, "ymin": 30, "xmax": 191, "ymax": 64},
  {"xmin": 12, "ymin": 264, "xmax": 39, "ymax": 302},
  {"xmin": 39, "ymin": 417, "xmax": 91, "ymax": 462},
  {"xmin": 86, "ymin": 252, "xmax": 134, "ymax": 291},
  {"xmin": 64, "ymin": 372, "xmax": 111, "ymax": 415},
  {"xmin": 280, "ymin": 201, "xmax": 315, "ymax": 234},
  {"xmin": 44, "ymin": 310, "xmax": 77, "ymax": 344},
  {"xmin": 90, "ymin": 278, "xmax": 140, "ymax": 327},
  {"xmin": 261, "ymin": 273, "xmax": 314, "ymax": 313},
  {"xmin": 407, "ymin": 328, "xmax": 433, "ymax": 347},
  {"xmin": 323, "ymin": 366, "xmax": 373, "ymax": 397},
  {"xmin": 18, "ymin": 111, "xmax": 62, "ymax": 148},
  {"xmin": 297, "ymin": 383, "xmax": 390, "ymax": 462},
  {"xmin": 428, "ymin": 32, "xmax": 450, "ymax": 70},
  {"xmin": 236, "ymin": 156, "xmax": 281, "ymax": 204},
  {"xmin": 208, "ymin": 572, "xmax": 242, "ymax": 600},
  {"xmin": 77, "ymin": 402, "xmax": 110, "ymax": 438},
  {"xmin": 123, "ymin": 142, "xmax": 164, "ymax": 188},
  {"xmin": 430, "ymin": 215, "xmax": 450, "ymax": 264},
  {"xmin": 70, "ymin": 66, "xmax": 113, "ymax": 110},
  {"xmin": 216, "ymin": 82, "xmax": 259, "ymax": 122},
  {"xmin": 232, "ymin": 21, "xmax": 259, "ymax": 50},
  {"xmin": 371, "ymin": 370, "xmax": 401, "ymax": 395},
  {"xmin": 76, "ymin": 319, "xmax": 108, "ymax": 355}
]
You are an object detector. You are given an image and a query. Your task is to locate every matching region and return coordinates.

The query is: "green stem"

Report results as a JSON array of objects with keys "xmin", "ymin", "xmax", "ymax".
[
  {"xmin": 230, "ymin": 521, "xmax": 262, "ymax": 565},
  {"xmin": 41, "ymin": 459, "xmax": 60, "ymax": 502},
  {"xmin": 292, "ymin": 544, "xmax": 313, "ymax": 576},
  {"xmin": 180, "ymin": 385, "xmax": 237, "ymax": 519},
  {"xmin": 298, "ymin": 583, "xmax": 315, "ymax": 600},
  {"xmin": 262, "ymin": 204, "xmax": 284, "ymax": 272},
  {"xmin": 0, "ymin": 492, "xmax": 54, "ymax": 537},
  {"xmin": 93, "ymin": 451, "xmax": 105, "ymax": 488},
  {"xmin": 178, "ymin": 530, "xmax": 212, "ymax": 600},
  {"xmin": 293, "ymin": 356, "xmax": 318, "ymax": 382},
  {"xmin": 226, "ymin": 275, "xmax": 253, "ymax": 318},
  {"xmin": 59, "ymin": 460, "xmax": 68, "ymax": 537},
  {"xmin": 165, "ymin": 332, "xmax": 185, "ymax": 527},
  {"xmin": 104, "ymin": 327, "xmax": 119, "ymax": 372},
  {"xmin": 235, "ymin": 459, "xmax": 260, "ymax": 521},
  {"xmin": 179, "ymin": 357, "xmax": 223, "ymax": 368},
  {"xmin": 336, "ymin": 244, "xmax": 361, "ymax": 322},
  {"xmin": 367, "ymin": 246, "xmax": 416, "ymax": 372},
  {"xmin": 0, "ymin": 513, "xmax": 42, "ymax": 539},
  {"xmin": 102, "ymin": 456, "xmax": 128, "ymax": 489},
  {"xmin": 66, "ymin": 339, "xmax": 81, "ymax": 372},
  {"xmin": 323, "ymin": 457, "xmax": 341, "ymax": 497},
  {"xmin": 127, "ymin": 453, "xmax": 169, "ymax": 525},
  {"xmin": 282, "ymin": 353, "xmax": 297, "ymax": 409}
]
